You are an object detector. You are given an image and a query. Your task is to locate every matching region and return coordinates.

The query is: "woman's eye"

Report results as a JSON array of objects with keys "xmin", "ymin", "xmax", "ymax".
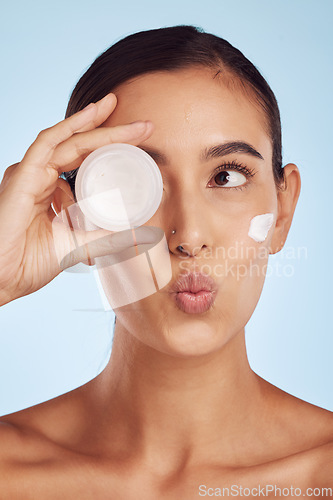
[{"xmin": 213, "ymin": 170, "xmax": 247, "ymax": 188}]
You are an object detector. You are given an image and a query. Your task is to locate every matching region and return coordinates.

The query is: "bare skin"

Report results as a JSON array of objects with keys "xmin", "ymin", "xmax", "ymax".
[{"xmin": 0, "ymin": 67, "xmax": 332, "ymax": 499}]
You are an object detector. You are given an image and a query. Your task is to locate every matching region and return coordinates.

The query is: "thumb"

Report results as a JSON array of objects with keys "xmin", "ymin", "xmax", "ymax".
[{"xmin": 52, "ymin": 216, "xmax": 159, "ymax": 271}]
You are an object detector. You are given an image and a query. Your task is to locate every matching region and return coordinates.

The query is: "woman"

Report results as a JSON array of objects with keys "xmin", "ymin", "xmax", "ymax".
[{"xmin": 0, "ymin": 25, "xmax": 332, "ymax": 498}]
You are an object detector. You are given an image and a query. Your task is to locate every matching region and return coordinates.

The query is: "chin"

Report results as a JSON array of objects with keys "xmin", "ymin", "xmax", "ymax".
[
  {"xmin": 114, "ymin": 291, "xmax": 231, "ymax": 358},
  {"xmin": 145, "ymin": 302, "xmax": 228, "ymax": 358}
]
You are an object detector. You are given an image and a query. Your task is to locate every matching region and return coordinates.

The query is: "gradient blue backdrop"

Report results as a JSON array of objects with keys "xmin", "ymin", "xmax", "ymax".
[{"xmin": 0, "ymin": 0, "xmax": 332, "ymax": 415}]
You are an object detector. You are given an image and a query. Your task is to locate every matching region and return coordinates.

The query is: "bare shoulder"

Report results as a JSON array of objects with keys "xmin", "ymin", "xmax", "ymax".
[
  {"xmin": 258, "ymin": 375, "xmax": 333, "ymax": 441},
  {"xmin": 281, "ymin": 438, "xmax": 333, "ymax": 491},
  {"xmin": 0, "ymin": 419, "xmax": 29, "ymax": 460},
  {"xmin": 0, "ymin": 382, "xmax": 88, "ymax": 461},
  {"xmin": 0, "ymin": 417, "xmax": 58, "ymax": 499},
  {"xmin": 0, "ymin": 417, "xmax": 61, "ymax": 479},
  {"xmin": 0, "ymin": 399, "xmax": 68, "ymax": 465},
  {"xmin": 301, "ymin": 410, "xmax": 333, "ymax": 486},
  {"xmin": 0, "ymin": 386, "xmax": 93, "ymax": 499},
  {"xmin": 257, "ymin": 376, "xmax": 333, "ymax": 486},
  {"xmin": 309, "ymin": 440, "xmax": 333, "ymax": 487}
]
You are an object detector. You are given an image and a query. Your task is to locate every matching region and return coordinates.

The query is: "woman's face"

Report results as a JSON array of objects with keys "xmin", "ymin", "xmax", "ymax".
[{"xmin": 98, "ymin": 66, "xmax": 279, "ymax": 357}]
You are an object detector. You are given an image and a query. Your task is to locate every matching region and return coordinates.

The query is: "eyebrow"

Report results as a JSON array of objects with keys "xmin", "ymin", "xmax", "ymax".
[{"xmin": 139, "ymin": 140, "xmax": 264, "ymax": 165}]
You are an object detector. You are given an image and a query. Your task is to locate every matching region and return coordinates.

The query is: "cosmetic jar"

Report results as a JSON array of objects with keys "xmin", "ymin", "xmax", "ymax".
[{"xmin": 75, "ymin": 143, "xmax": 163, "ymax": 231}]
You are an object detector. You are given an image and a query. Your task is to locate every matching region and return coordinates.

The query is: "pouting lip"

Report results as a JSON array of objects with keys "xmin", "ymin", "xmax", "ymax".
[{"xmin": 168, "ymin": 271, "xmax": 218, "ymax": 295}]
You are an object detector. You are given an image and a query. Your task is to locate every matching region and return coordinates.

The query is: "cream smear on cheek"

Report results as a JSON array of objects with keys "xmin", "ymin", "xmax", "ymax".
[{"xmin": 248, "ymin": 213, "xmax": 274, "ymax": 243}]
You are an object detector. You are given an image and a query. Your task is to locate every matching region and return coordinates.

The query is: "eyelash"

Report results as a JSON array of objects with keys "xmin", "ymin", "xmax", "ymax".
[{"xmin": 209, "ymin": 160, "xmax": 256, "ymax": 191}]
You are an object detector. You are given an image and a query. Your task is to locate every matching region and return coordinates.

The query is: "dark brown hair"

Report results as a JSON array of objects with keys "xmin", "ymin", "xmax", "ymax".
[{"xmin": 63, "ymin": 25, "xmax": 284, "ymax": 195}]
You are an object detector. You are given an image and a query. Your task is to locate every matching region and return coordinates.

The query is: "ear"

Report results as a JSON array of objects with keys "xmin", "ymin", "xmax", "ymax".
[
  {"xmin": 270, "ymin": 163, "xmax": 301, "ymax": 254},
  {"xmin": 52, "ymin": 178, "xmax": 76, "ymax": 218}
]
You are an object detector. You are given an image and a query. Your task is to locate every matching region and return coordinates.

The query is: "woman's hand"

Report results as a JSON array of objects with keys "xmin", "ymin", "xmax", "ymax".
[{"xmin": 0, "ymin": 93, "xmax": 155, "ymax": 306}]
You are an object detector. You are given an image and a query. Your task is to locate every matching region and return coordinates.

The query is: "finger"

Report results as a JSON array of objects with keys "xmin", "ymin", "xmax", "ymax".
[
  {"xmin": 20, "ymin": 93, "xmax": 117, "ymax": 170},
  {"xmin": 0, "ymin": 163, "xmax": 20, "ymax": 194},
  {"xmin": 74, "ymin": 94, "xmax": 118, "ymax": 133},
  {"xmin": 50, "ymin": 121, "xmax": 153, "ymax": 172},
  {"xmin": 56, "ymin": 225, "xmax": 159, "ymax": 271}
]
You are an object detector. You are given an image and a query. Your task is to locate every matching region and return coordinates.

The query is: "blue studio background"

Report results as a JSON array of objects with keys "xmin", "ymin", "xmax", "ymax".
[{"xmin": 0, "ymin": 0, "xmax": 332, "ymax": 415}]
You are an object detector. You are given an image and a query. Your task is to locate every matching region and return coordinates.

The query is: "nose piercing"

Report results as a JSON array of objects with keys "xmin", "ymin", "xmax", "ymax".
[{"xmin": 171, "ymin": 229, "xmax": 176, "ymax": 234}]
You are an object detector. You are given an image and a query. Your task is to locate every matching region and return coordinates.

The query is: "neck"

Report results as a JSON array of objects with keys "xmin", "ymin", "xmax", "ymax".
[{"xmin": 91, "ymin": 320, "xmax": 266, "ymax": 471}]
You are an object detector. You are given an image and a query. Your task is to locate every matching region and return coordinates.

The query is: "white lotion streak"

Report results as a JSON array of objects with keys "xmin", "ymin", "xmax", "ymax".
[{"xmin": 248, "ymin": 213, "xmax": 274, "ymax": 243}]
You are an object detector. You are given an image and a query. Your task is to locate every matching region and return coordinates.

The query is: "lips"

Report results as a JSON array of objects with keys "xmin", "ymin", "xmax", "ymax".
[{"xmin": 168, "ymin": 272, "xmax": 218, "ymax": 314}]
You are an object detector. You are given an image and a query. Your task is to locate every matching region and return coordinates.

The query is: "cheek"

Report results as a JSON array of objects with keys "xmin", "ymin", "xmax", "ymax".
[
  {"xmin": 248, "ymin": 213, "xmax": 274, "ymax": 243},
  {"xmin": 203, "ymin": 210, "xmax": 276, "ymax": 322},
  {"xmin": 207, "ymin": 203, "xmax": 275, "ymax": 256},
  {"xmin": 96, "ymin": 254, "xmax": 157, "ymax": 310},
  {"xmin": 94, "ymin": 229, "xmax": 172, "ymax": 310}
]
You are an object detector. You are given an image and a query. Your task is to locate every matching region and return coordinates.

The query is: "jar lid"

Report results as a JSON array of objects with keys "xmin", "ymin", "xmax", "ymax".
[{"xmin": 75, "ymin": 143, "xmax": 163, "ymax": 231}]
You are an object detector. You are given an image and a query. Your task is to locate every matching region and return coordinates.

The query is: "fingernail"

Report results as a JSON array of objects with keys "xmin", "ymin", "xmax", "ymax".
[
  {"xmin": 127, "ymin": 121, "xmax": 148, "ymax": 133},
  {"xmin": 81, "ymin": 103, "xmax": 95, "ymax": 112},
  {"xmin": 129, "ymin": 120, "xmax": 147, "ymax": 126},
  {"xmin": 99, "ymin": 93, "xmax": 115, "ymax": 104}
]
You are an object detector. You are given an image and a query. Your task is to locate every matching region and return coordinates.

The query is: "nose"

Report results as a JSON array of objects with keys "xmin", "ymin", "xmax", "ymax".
[
  {"xmin": 172, "ymin": 236, "xmax": 206, "ymax": 258},
  {"xmin": 166, "ymin": 187, "xmax": 211, "ymax": 258}
]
